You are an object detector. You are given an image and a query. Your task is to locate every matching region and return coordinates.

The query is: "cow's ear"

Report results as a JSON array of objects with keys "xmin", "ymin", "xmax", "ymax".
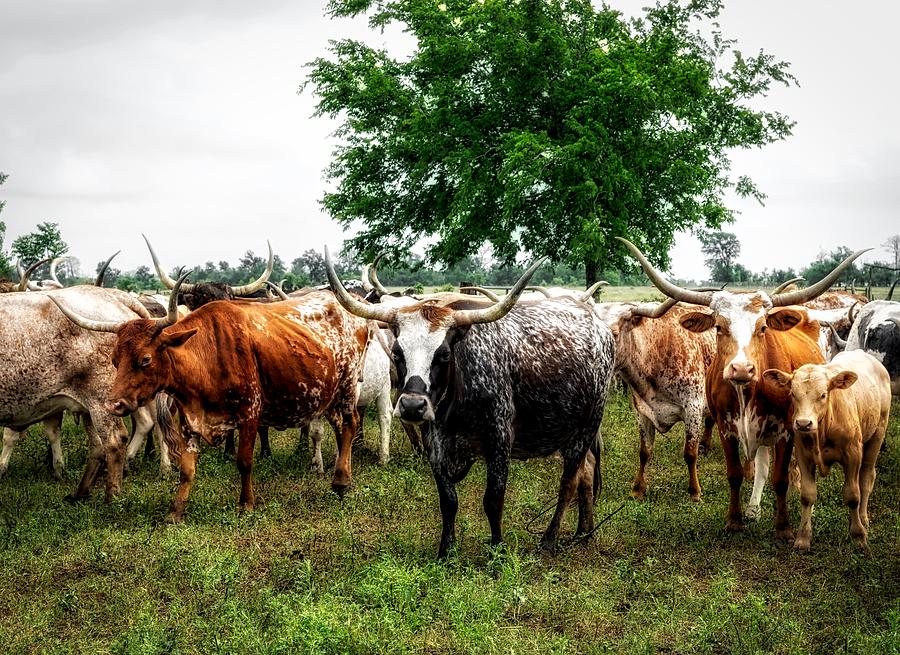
[
  {"xmin": 766, "ymin": 308, "xmax": 804, "ymax": 331},
  {"xmin": 830, "ymin": 370, "xmax": 858, "ymax": 390},
  {"xmin": 679, "ymin": 311, "xmax": 715, "ymax": 333},
  {"xmin": 161, "ymin": 327, "xmax": 198, "ymax": 349},
  {"xmin": 447, "ymin": 325, "xmax": 471, "ymax": 345},
  {"xmin": 763, "ymin": 368, "xmax": 792, "ymax": 388}
]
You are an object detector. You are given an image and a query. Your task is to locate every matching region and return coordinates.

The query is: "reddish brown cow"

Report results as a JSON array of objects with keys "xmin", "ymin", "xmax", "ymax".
[
  {"xmin": 618, "ymin": 238, "xmax": 868, "ymax": 538},
  {"xmin": 50, "ymin": 279, "xmax": 369, "ymax": 521}
]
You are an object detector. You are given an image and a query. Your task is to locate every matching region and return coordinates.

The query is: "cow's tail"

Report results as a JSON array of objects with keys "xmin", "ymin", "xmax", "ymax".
[
  {"xmin": 154, "ymin": 394, "xmax": 180, "ymax": 460},
  {"xmin": 591, "ymin": 428, "xmax": 603, "ymax": 501}
]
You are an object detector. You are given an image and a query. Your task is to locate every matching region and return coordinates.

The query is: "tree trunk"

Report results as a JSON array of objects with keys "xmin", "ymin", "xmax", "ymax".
[{"xmin": 585, "ymin": 257, "xmax": 600, "ymax": 299}]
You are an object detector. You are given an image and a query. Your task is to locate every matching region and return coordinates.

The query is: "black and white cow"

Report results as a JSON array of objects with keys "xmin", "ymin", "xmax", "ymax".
[
  {"xmin": 843, "ymin": 300, "xmax": 900, "ymax": 395},
  {"xmin": 326, "ymin": 251, "xmax": 616, "ymax": 557}
]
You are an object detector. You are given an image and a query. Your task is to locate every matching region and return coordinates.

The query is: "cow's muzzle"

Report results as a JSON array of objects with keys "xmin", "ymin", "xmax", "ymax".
[
  {"xmin": 794, "ymin": 418, "xmax": 816, "ymax": 433},
  {"xmin": 105, "ymin": 398, "xmax": 135, "ymax": 417},
  {"xmin": 394, "ymin": 393, "xmax": 436, "ymax": 424},
  {"xmin": 725, "ymin": 362, "xmax": 756, "ymax": 385}
]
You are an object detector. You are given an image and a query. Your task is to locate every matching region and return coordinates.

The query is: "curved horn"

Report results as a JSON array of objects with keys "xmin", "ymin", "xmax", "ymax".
[
  {"xmin": 525, "ymin": 285, "xmax": 551, "ymax": 297},
  {"xmin": 16, "ymin": 258, "xmax": 52, "ymax": 292},
  {"xmin": 47, "ymin": 257, "xmax": 67, "ymax": 288},
  {"xmin": 325, "ymin": 247, "xmax": 398, "ymax": 323},
  {"xmin": 825, "ymin": 322, "xmax": 847, "ymax": 350},
  {"xmin": 143, "ymin": 234, "xmax": 196, "ymax": 293},
  {"xmin": 231, "ymin": 241, "xmax": 274, "ymax": 296},
  {"xmin": 152, "ymin": 270, "xmax": 189, "ymax": 329},
  {"xmin": 48, "ymin": 295, "xmax": 126, "ymax": 333},
  {"xmin": 360, "ymin": 265, "xmax": 374, "ymax": 293},
  {"xmin": 848, "ymin": 301, "xmax": 859, "ymax": 325},
  {"xmin": 460, "ymin": 286, "xmax": 500, "ymax": 301},
  {"xmin": 266, "ymin": 281, "xmax": 290, "ymax": 301},
  {"xmin": 771, "ymin": 249, "xmax": 871, "ymax": 307},
  {"xmin": 580, "ymin": 281, "xmax": 608, "ymax": 302},
  {"xmin": 453, "ymin": 257, "xmax": 548, "ymax": 327},
  {"xmin": 887, "ymin": 277, "xmax": 899, "ymax": 301},
  {"xmin": 95, "ymin": 250, "xmax": 121, "ymax": 287},
  {"xmin": 278, "ymin": 278, "xmax": 287, "ymax": 291},
  {"xmin": 615, "ymin": 238, "xmax": 714, "ymax": 306},
  {"xmin": 368, "ymin": 253, "xmax": 391, "ymax": 297},
  {"xmin": 627, "ymin": 286, "xmax": 723, "ymax": 319},
  {"xmin": 772, "ymin": 277, "xmax": 805, "ymax": 294}
]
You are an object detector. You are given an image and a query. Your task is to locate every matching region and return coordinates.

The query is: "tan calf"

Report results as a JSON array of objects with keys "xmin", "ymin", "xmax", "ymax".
[{"xmin": 763, "ymin": 350, "xmax": 891, "ymax": 550}]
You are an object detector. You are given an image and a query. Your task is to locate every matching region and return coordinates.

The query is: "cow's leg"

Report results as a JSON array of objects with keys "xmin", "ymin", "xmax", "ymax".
[
  {"xmin": 376, "ymin": 387, "xmax": 392, "ymax": 465},
  {"xmin": 841, "ymin": 444, "xmax": 865, "ymax": 547},
  {"xmin": 576, "ymin": 449, "xmax": 597, "ymax": 536},
  {"xmin": 0, "ymin": 428, "xmax": 22, "ymax": 479},
  {"xmin": 745, "ymin": 446, "xmax": 770, "ymax": 520},
  {"xmin": 223, "ymin": 430, "xmax": 236, "ymax": 457},
  {"xmin": 540, "ymin": 453, "xmax": 585, "ymax": 553},
  {"xmin": 721, "ymin": 432, "xmax": 744, "ymax": 531},
  {"xmin": 684, "ymin": 407, "xmax": 704, "ymax": 501},
  {"xmin": 432, "ymin": 465, "xmax": 460, "ymax": 559},
  {"xmin": 168, "ymin": 434, "xmax": 199, "ymax": 523},
  {"xmin": 631, "ymin": 413, "xmax": 655, "ymax": 501},
  {"xmin": 309, "ymin": 420, "xmax": 325, "ymax": 476},
  {"xmin": 236, "ymin": 421, "xmax": 258, "ymax": 513},
  {"xmin": 771, "ymin": 437, "xmax": 794, "ymax": 541},
  {"xmin": 794, "ymin": 449, "xmax": 817, "ymax": 551},
  {"xmin": 331, "ymin": 409, "xmax": 357, "ymax": 497},
  {"xmin": 126, "ymin": 405, "xmax": 154, "ymax": 469},
  {"xmin": 99, "ymin": 414, "xmax": 128, "ymax": 500},
  {"xmin": 859, "ymin": 432, "xmax": 884, "ymax": 531},
  {"xmin": 43, "ymin": 414, "xmax": 65, "ymax": 480},
  {"xmin": 258, "ymin": 427, "xmax": 271, "ymax": 459},
  {"xmin": 483, "ymin": 450, "xmax": 510, "ymax": 548},
  {"xmin": 156, "ymin": 426, "xmax": 172, "ymax": 476},
  {"xmin": 700, "ymin": 416, "xmax": 714, "ymax": 455},
  {"xmin": 68, "ymin": 416, "xmax": 105, "ymax": 501}
]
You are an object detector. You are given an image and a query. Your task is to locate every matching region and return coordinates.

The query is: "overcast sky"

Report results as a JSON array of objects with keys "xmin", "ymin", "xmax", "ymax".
[{"xmin": 2, "ymin": 1, "xmax": 898, "ymax": 282}]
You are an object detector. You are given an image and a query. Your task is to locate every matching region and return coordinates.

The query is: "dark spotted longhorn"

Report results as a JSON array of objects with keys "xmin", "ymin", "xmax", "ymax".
[{"xmin": 326, "ymin": 249, "xmax": 616, "ymax": 558}]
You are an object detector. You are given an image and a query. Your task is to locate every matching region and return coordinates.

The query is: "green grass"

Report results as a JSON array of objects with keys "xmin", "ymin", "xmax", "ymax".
[{"xmin": 1, "ymin": 391, "xmax": 898, "ymax": 654}]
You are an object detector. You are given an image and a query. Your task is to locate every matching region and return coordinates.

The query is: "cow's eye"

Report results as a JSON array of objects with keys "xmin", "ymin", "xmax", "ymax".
[
  {"xmin": 140, "ymin": 354, "xmax": 152, "ymax": 368},
  {"xmin": 820, "ymin": 393, "xmax": 826, "ymax": 399},
  {"xmin": 436, "ymin": 349, "xmax": 451, "ymax": 363},
  {"xmin": 759, "ymin": 325, "xmax": 767, "ymax": 334},
  {"xmin": 715, "ymin": 325, "xmax": 722, "ymax": 333}
]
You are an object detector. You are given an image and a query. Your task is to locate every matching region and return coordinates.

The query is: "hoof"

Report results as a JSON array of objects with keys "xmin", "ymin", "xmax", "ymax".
[
  {"xmin": 793, "ymin": 538, "xmax": 810, "ymax": 552},
  {"xmin": 775, "ymin": 528, "xmax": 795, "ymax": 543},
  {"xmin": 63, "ymin": 493, "xmax": 89, "ymax": 504},
  {"xmin": 725, "ymin": 518, "xmax": 744, "ymax": 532},
  {"xmin": 331, "ymin": 482, "xmax": 350, "ymax": 499},
  {"xmin": 536, "ymin": 539, "xmax": 558, "ymax": 556},
  {"xmin": 689, "ymin": 491, "xmax": 703, "ymax": 503},
  {"xmin": 631, "ymin": 485, "xmax": 646, "ymax": 501},
  {"xmin": 165, "ymin": 512, "xmax": 185, "ymax": 524},
  {"xmin": 310, "ymin": 464, "xmax": 325, "ymax": 477},
  {"xmin": 238, "ymin": 502, "xmax": 255, "ymax": 515},
  {"xmin": 744, "ymin": 505, "xmax": 761, "ymax": 521}
]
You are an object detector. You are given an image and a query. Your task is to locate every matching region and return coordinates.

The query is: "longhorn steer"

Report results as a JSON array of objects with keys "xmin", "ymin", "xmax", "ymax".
[
  {"xmin": 0, "ymin": 286, "xmax": 155, "ymax": 497},
  {"xmin": 327, "ymin": 252, "xmax": 615, "ymax": 557},
  {"xmin": 51, "ymin": 282, "xmax": 369, "ymax": 521},
  {"xmin": 618, "ymin": 237, "xmax": 867, "ymax": 538},
  {"xmin": 764, "ymin": 350, "xmax": 891, "ymax": 549},
  {"xmin": 843, "ymin": 300, "xmax": 900, "ymax": 395}
]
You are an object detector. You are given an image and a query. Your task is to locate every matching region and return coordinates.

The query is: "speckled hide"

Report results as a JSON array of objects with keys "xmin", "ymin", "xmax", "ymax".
[
  {"xmin": 803, "ymin": 292, "xmax": 867, "ymax": 361},
  {"xmin": 309, "ymin": 327, "xmax": 393, "ymax": 473},
  {"xmin": 104, "ymin": 290, "xmax": 369, "ymax": 521},
  {"xmin": 390, "ymin": 297, "xmax": 615, "ymax": 557},
  {"xmin": 0, "ymin": 286, "xmax": 151, "ymax": 498},
  {"xmin": 609, "ymin": 304, "xmax": 716, "ymax": 501},
  {"xmin": 844, "ymin": 300, "xmax": 900, "ymax": 396},
  {"xmin": 679, "ymin": 291, "xmax": 823, "ymax": 539}
]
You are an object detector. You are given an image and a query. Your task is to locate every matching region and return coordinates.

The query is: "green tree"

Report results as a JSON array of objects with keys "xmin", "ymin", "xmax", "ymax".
[
  {"xmin": 11, "ymin": 221, "xmax": 69, "ymax": 264},
  {"xmin": 801, "ymin": 247, "xmax": 862, "ymax": 286},
  {"xmin": 0, "ymin": 172, "xmax": 10, "ymax": 279},
  {"xmin": 699, "ymin": 230, "xmax": 741, "ymax": 282},
  {"xmin": 306, "ymin": 0, "xmax": 796, "ymax": 283}
]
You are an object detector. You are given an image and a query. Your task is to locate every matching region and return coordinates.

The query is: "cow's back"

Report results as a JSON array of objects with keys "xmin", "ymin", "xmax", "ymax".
[
  {"xmin": 827, "ymin": 351, "xmax": 892, "ymax": 440},
  {"xmin": 453, "ymin": 299, "xmax": 615, "ymax": 457}
]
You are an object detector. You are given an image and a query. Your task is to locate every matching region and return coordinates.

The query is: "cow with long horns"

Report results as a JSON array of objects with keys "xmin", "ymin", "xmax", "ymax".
[
  {"xmin": 617, "ymin": 237, "xmax": 868, "ymax": 538},
  {"xmin": 0, "ymin": 286, "xmax": 156, "ymax": 497},
  {"xmin": 143, "ymin": 235, "xmax": 275, "ymax": 310},
  {"xmin": 326, "ymin": 249, "xmax": 615, "ymax": 557},
  {"xmin": 49, "ymin": 276, "xmax": 370, "ymax": 521}
]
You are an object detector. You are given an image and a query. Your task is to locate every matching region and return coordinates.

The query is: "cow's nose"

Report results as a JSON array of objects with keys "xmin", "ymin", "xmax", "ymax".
[
  {"xmin": 398, "ymin": 394, "xmax": 428, "ymax": 421},
  {"xmin": 795, "ymin": 418, "xmax": 813, "ymax": 432},
  {"xmin": 104, "ymin": 399, "xmax": 132, "ymax": 416},
  {"xmin": 729, "ymin": 363, "xmax": 756, "ymax": 384}
]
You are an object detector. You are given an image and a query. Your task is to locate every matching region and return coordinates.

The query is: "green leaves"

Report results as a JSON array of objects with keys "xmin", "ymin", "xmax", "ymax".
[{"xmin": 306, "ymin": 0, "xmax": 796, "ymax": 281}]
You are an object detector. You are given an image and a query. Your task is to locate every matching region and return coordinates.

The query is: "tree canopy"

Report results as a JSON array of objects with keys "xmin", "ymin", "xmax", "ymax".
[
  {"xmin": 0, "ymin": 172, "xmax": 10, "ymax": 278},
  {"xmin": 11, "ymin": 221, "xmax": 69, "ymax": 265},
  {"xmin": 699, "ymin": 230, "xmax": 740, "ymax": 282},
  {"xmin": 306, "ymin": 0, "xmax": 796, "ymax": 283}
]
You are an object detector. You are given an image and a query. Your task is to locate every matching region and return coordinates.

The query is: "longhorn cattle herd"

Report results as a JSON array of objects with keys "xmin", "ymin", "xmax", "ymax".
[{"xmin": 0, "ymin": 236, "xmax": 896, "ymax": 556}]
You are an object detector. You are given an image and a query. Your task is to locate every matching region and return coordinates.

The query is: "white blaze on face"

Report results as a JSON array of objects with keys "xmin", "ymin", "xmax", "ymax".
[
  {"xmin": 710, "ymin": 291, "xmax": 772, "ymax": 379},
  {"xmin": 394, "ymin": 311, "xmax": 451, "ymax": 393}
]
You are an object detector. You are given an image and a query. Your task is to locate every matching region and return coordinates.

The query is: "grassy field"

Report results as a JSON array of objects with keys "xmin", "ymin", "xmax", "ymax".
[{"xmin": 0, "ymin": 389, "xmax": 898, "ymax": 654}]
